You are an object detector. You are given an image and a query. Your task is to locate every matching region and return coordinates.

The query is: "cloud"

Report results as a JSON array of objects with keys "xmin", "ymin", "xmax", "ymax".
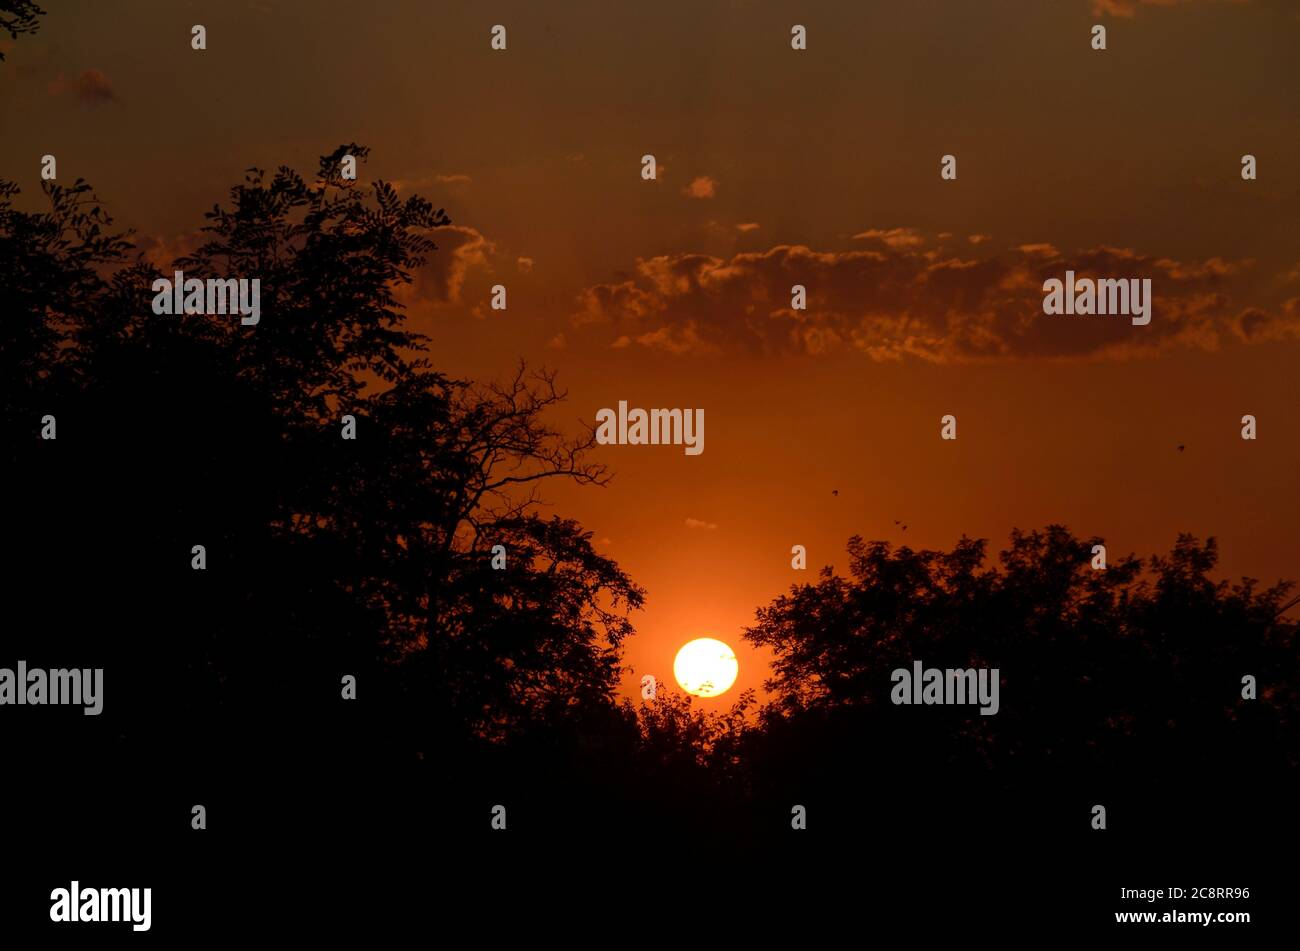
[
  {"xmin": 853, "ymin": 228, "xmax": 924, "ymax": 250},
  {"xmin": 1017, "ymin": 243, "xmax": 1059, "ymax": 257},
  {"xmin": 48, "ymin": 68, "xmax": 117, "ymax": 105},
  {"xmin": 684, "ymin": 518, "xmax": 718, "ymax": 531},
  {"xmin": 1091, "ymin": 0, "xmax": 1248, "ymax": 17},
  {"xmin": 683, "ymin": 176, "xmax": 717, "ymax": 199},
  {"xmin": 572, "ymin": 233, "xmax": 1297, "ymax": 362},
  {"xmin": 135, "ymin": 232, "xmax": 205, "ymax": 271},
  {"xmin": 737, "ymin": 222, "xmax": 761, "ymax": 233},
  {"xmin": 390, "ymin": 173, "xmax": 470, "ymax": 193},
  {"xmin": 392, "ymin": 225, "xmax": 496, "ymax": 307},
  {"xmin": 517, "ymin": 256, "xmax": 534, "ymax": 273},
  {"xmin": 968, "ymin": 234, "xmax": 991, "ymax": 245}
]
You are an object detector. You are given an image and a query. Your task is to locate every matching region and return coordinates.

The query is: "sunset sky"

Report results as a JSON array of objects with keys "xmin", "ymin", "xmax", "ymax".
[{"xmin": 5, "ymin": 0, "xmax": 1299, "ymax": 706}]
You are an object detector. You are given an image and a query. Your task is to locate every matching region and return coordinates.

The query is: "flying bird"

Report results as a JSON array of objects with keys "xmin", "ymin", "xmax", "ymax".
[
  {"xmin": 1177, "ymin": 445, "xmax": 1185, "ymax": 453},
  {"xmin": 832, "ymin": 489, "xmax": 838, "ymax": 496}
]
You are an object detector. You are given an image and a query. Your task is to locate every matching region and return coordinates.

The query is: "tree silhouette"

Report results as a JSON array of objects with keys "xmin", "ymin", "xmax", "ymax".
[
  {"xmin": 0, "ymin": 147, "xmax": 643, "ymax": 803},
  {"xmin": 0, "ymin": 1, "xmax": 45, "ymax": 60},
  {"xmin": 740, "ymin": 527, "xmax": 1299, "ymax": 833}
]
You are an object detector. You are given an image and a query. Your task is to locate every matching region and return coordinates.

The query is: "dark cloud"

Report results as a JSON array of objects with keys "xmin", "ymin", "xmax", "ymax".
[
  {"xmin": 48, "ymin": 68, "xmax": 117, "ymax": 105},
  {"xmin": 573, "ymin": 232, "xmax": 1297, "ymax": 362}
]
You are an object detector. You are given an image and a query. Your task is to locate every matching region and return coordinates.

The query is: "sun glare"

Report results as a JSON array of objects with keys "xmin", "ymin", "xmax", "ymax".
[{"xmin": 673, "ymin": 637, "xmax": 739, "ymax": 698}]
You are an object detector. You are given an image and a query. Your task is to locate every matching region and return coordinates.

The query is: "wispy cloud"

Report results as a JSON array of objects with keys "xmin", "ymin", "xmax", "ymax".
[
  {"xmin": 853, "ymin": 228, "xmax": 924, "ymax": 249},
  {"xmin": 390, "ymin": 173, "xmax": 471, "ymax": 192},
  {"xmin": 392, "ymin": 225, "xmax": 497, "ymax": 308},
  {"xmin": 48, "ymin": 68, "xmax": 117, "ymax": 105},
  {"xmin": 1091, "ymin": 0, "xmax": 1249, "ymax": 17}
]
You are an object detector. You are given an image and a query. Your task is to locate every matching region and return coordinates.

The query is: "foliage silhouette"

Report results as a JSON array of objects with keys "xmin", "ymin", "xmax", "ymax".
[
  {"xmin": 1, "ymin": 148, "xmax": 642, "ymax": 804},
  {"xmin": 0, "ymin": 1, "xmax": 44, "ymax": 60},
  {"xmin": 738, "ymin": 528, "xmax": 1298, "ymax": 843}
]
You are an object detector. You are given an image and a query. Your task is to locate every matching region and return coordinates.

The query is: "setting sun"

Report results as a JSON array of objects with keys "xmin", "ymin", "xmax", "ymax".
[{"xmin": 673, "ymin": 637, "xmax": 739, "ymax": 698}]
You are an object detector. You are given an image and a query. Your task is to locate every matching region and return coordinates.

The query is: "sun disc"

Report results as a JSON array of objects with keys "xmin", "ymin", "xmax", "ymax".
[{"xmin": 673, "ymin": 637, "xmax": 739, "ymax": 698}]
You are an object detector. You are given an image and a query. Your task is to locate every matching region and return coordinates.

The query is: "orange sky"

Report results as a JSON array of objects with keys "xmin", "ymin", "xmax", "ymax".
[{"xmin": 5, "ymin": 0, "xmax": 1298, "ymax": 707}]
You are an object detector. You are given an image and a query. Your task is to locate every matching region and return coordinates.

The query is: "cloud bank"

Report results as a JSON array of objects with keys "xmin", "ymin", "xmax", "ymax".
[{"xmin": 573, "ymin": 232, "xmax": 1299, "ymax": 362}]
